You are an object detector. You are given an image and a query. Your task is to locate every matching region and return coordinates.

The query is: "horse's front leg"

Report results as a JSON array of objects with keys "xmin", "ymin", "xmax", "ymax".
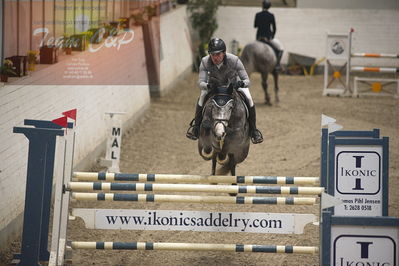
[
  {"xmin": 229, "ymin": 154, "xmax": 237, "ymax": 196},
  {"xmin": 261, "ymin": 72, "xmax": 271, "ymax": 105},
  {"xmin": 272, "ymin": 71, "xmax": 280, "ymax": 103},
  {"xmin": 211, "ymin": 156, "xmax": 217, "ymax": 175}
]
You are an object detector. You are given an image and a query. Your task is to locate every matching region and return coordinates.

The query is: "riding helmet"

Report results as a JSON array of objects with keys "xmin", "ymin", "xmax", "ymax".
[
  {"xmin": 208, "ymin": 38, "xmax": 226, "ymax": 54},
  {"xmin": 262, "ymin": 0, "xmax": 271, "ymax": 9}
]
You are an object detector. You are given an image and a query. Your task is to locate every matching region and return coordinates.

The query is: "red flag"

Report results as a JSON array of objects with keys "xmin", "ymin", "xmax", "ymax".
[
  {"xmin": 52, "ymin": 116, "xmax": 68, "ymax": 128},
  {"xmin": 62, "ymin": 109, "xmax": 77, "ymax": 121}
]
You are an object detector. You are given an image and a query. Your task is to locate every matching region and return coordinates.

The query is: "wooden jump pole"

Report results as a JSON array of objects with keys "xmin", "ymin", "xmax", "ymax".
[
  {"xmin": 67, "ymin": 182, "xmax": 325, "ymax": 195},
  {"xmin": 351, "ymin": 53, "xmax": 399, "ymax": 58},
  {"xmin": 71, "ymin": 192, "xmax": 317, "ymax": 205},
  {"xmin": 73, "ymin": 172, "xmax": 320, "ymax": 185},
  {"xmin": 71, "ymin": 241, "xmax": 319, "ymax": 254}
]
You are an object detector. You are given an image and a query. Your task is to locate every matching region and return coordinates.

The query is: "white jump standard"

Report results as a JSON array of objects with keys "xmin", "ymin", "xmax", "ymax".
[{"xmin": 323, "ymin": 29, "xmax": 399, "ymax": 98}]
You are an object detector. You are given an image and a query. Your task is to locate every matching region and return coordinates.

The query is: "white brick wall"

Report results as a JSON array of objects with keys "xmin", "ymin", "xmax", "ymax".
[
  {"xmin": 0, "ymin": 83, "xmax": 150, "ymax": 235},
  {"xmin": 298, "ymin": 0, "xmax": 399, "ymax": 9},
  {"xmin": 0, "ymin": 24, "xmax": 152, "ymax": 239},
  {"xmin": 215, "ymin": 7, "xmax": 399, "ymax": 67},
  {"xmin": 160, "ymin": 6, "xmax": 193, "ymax": 95}
]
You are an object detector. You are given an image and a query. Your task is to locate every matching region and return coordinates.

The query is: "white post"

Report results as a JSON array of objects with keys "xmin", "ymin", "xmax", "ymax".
[
  {"xmin": 48, "ymin": 127, "xmax": 76, "ymax": 266},
  {"xmin": 48, "ymin": 135, "xmax": 66, "ymax": 266},
  {"xmin": 101, "ymin": 112, "xmax": 126, "ymax": 173},
  {"xmin": 346, "ymin": 29, "xmax": 353, "ymax": 93},
  {"xmin": 323, "ymin": 31, "xmax": 351, "ymax": 96}
]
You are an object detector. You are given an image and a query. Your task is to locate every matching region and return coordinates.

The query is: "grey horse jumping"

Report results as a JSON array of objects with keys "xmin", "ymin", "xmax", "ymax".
[
  {"xmin": 198, "ymin": 84, "xmax": 250, "ymax": 176},
  {"xmin": 240, "ymin": 41, "xmax": 280, "ymax": 105}
]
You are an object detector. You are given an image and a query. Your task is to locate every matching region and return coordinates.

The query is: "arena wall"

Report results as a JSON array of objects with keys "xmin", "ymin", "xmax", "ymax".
[
  {"xmin": 297, "ymin": 0, "xmax": 399, "ymax": 9},
  {"xmin": 215, "ymin": 7, "xmax": 399, "ymax": 67},
  {"xmin": 0, "ymin": 6, "xmax": 194, "ymax": 248},
  {"xmin": 159, "ymin": 6, "xmax": 193, "ymax": 96},
  {"xmin": 0, "ymin": 25, "xmax": 152, "ymax": 249},
  {"xmin": 0, "ymin": 83, "xmax": 150, "ymax": 247}
]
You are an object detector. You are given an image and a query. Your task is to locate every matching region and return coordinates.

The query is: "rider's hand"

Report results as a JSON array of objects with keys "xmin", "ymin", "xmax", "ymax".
[{"xmin": 235, "ymin": 80, "xmax": 245, "ymax": 89}]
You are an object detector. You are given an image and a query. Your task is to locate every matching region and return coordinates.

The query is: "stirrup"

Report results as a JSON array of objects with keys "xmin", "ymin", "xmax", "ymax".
[
  {"xmin": 273, "ymin": 64, "xmax": 282, "ymax": 73},
  {"xmin": 186, "ymin": 119, "xmax": 199, "ymax": 140},
  {"xmin": 251, "ymin": 129, "xmax": 263, "ymax": 144}
]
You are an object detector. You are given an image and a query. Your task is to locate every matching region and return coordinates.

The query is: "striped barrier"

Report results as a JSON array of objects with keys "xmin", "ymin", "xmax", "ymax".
[
  {"xmin": 352, "ymin": 53, "xmax": 399, "ymax": 58},
  {"xmin": 16, "ymin": 119, "xmax": 392, "ymax": 266},
  {"xmin": 71, "ymin": 192, "xmax": 317, "ymax": 205},
  {"xmin": 323, "ymin": 29, "xmax": 399, "ymax": 98},
  {"xmin": 71, "ymin": 241, "xmax": 318, "ymax": 254},
  {"xmin": 351, "ymin": 66, "xmax": 399, "ymax": 73},
  {"xmin": 73, "ymin": 172, "xmax": 320, "ymax": 185},
  {"xmin": 354, "ymin": 77, "xmax": 399, "ymax": 99},
  {"xmin": 67, "ymin": 182, "xmax": 324, "ymax": 195}
]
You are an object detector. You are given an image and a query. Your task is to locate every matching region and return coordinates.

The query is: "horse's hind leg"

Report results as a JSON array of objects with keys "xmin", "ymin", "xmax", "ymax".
[
  {"xmin": 261, "ymin": 72, "xmax": 271, "ymax": 105},
  {"xmin": 272, "ymin": 70, "xmax": 280, "ymax": 103}
]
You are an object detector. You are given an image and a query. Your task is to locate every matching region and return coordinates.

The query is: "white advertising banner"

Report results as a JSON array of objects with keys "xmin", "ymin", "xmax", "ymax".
[
  {"xmin": 73, "ymin": 209, "xmax": 317, "ymax": 234},
  {"xmin": 334, "ymin": 146, "xmax": 383, "ymax": 216}
]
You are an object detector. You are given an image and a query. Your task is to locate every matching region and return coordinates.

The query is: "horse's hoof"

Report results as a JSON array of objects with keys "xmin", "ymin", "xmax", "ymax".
[{"xmin": 265, "ymin": 101, "xmax": 272, "ymax": 106}]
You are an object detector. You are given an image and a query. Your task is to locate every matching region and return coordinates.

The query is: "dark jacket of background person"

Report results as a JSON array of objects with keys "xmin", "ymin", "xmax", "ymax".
[{"xmin": 254, "ymin": 10, "xmax": 276, "ymax": 40}]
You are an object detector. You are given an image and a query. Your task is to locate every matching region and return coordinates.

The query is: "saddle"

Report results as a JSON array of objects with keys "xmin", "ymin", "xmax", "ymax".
[
  {"xmin": 204, "ymin": 85, "xmax": 249, "ymax": 119},
  {"xmin": 257, "ymin": 38, "xmax": 280, "ymax": 57}
]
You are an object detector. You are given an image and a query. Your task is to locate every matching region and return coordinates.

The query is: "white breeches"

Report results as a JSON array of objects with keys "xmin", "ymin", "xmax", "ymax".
[
  {"xmin": 198, "ymin": 90, "xmax": 208, "ymax": 106},
  {"xmin": 237, "ymin": 87, "xmax": 254, "ymax": 107},
  {"xmin": 198, "ymin": 87, "xmax": 254, "ymax": 107},
  {"xmin": 270, "ymin": 38, "xmax": 284, "ymax": 51}
]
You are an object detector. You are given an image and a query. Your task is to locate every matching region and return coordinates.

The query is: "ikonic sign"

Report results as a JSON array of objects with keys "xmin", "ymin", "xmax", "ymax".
[
  {"xmin": 331, "ymin": 225, "xmax": 398, "ymax": 266},
  {"xmin": 334, "ymin": 145, "xmax": 385, "ymax": 216}
]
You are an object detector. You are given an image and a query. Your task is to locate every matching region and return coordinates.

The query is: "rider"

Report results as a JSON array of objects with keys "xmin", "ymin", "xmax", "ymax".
[
  {"xmin": 186, "ymin": 38, "xmax": 263, "ymax": 144},
  {"xmin": 254, "ymin": 0, "xmax": 283, "ymax": 71}
]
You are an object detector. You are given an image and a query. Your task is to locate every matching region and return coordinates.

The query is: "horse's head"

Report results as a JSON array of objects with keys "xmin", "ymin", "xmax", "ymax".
[
  {"xmin": 202, "ymin": 85, "xmax": 235, "ymax": 148},
  {"xmin": 212, "ymin": 96, "xmax": 234, "ymax": 141}
]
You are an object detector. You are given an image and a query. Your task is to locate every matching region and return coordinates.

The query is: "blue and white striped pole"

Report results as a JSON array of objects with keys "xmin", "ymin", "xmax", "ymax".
[
  {"xmin": 71, "ymin": 192, "xmax": 317, "ymax": 205},
  {"xmin": 71, "ymin": 241, "xmax": 318, "ymax": 254},
  {"xmin": 68, "ymin": 182, "xmax": 324, "ymax": 195},
  {"xmin": 73, "ymin": 172, "xmax": 319, "ymax": 185}
]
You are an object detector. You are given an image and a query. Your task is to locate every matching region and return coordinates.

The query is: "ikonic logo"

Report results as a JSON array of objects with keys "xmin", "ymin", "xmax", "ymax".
[
  {"xmin": 337, "ymin": 152, "xmax": 380, "ymax": 194},
  {"xmin": 339, "ymin": 241, "xmax": 392, "ymax": 266},
  {"xmin": 341, "ymin": 156, "xmax": 377, "ymax": 191}
]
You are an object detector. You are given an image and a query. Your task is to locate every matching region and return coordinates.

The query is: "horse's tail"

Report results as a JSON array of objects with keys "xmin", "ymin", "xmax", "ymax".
[{"xmin": 240, "ymin": 44, "xmax": 251, "ymax": 66}]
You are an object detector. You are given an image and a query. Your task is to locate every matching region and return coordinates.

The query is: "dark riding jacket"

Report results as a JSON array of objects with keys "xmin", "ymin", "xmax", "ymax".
[
  {"xmin": 254, "ymin": 10, "xmax": 276, "ymax": 40},
  {"xmin": 198, "ymin": 53, "xmax": 250, "ymax": 91}
]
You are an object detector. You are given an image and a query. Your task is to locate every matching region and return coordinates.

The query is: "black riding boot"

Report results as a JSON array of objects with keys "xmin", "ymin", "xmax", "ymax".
[
  {"xmin": 249, "ymin": 106, "xmax": 263, "ymax": 144},
  {"xmin": 186, "ymin": 104, "xmax": 203, "ymax": 140},
  {"xmin": 274, "ymin": 50, "xmax": 283, "ymax": 72}
]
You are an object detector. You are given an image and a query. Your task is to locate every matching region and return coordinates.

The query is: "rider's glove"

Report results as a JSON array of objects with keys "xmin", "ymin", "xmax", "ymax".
[{"xmin": 235, "ymin": 80, "xmax": 245, "ymax": 89}]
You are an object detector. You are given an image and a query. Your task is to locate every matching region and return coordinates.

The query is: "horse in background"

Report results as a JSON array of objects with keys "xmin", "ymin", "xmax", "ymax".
[{"xmin": 241, "ymin": 40, "xmax": 280, "ymax": 105}]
